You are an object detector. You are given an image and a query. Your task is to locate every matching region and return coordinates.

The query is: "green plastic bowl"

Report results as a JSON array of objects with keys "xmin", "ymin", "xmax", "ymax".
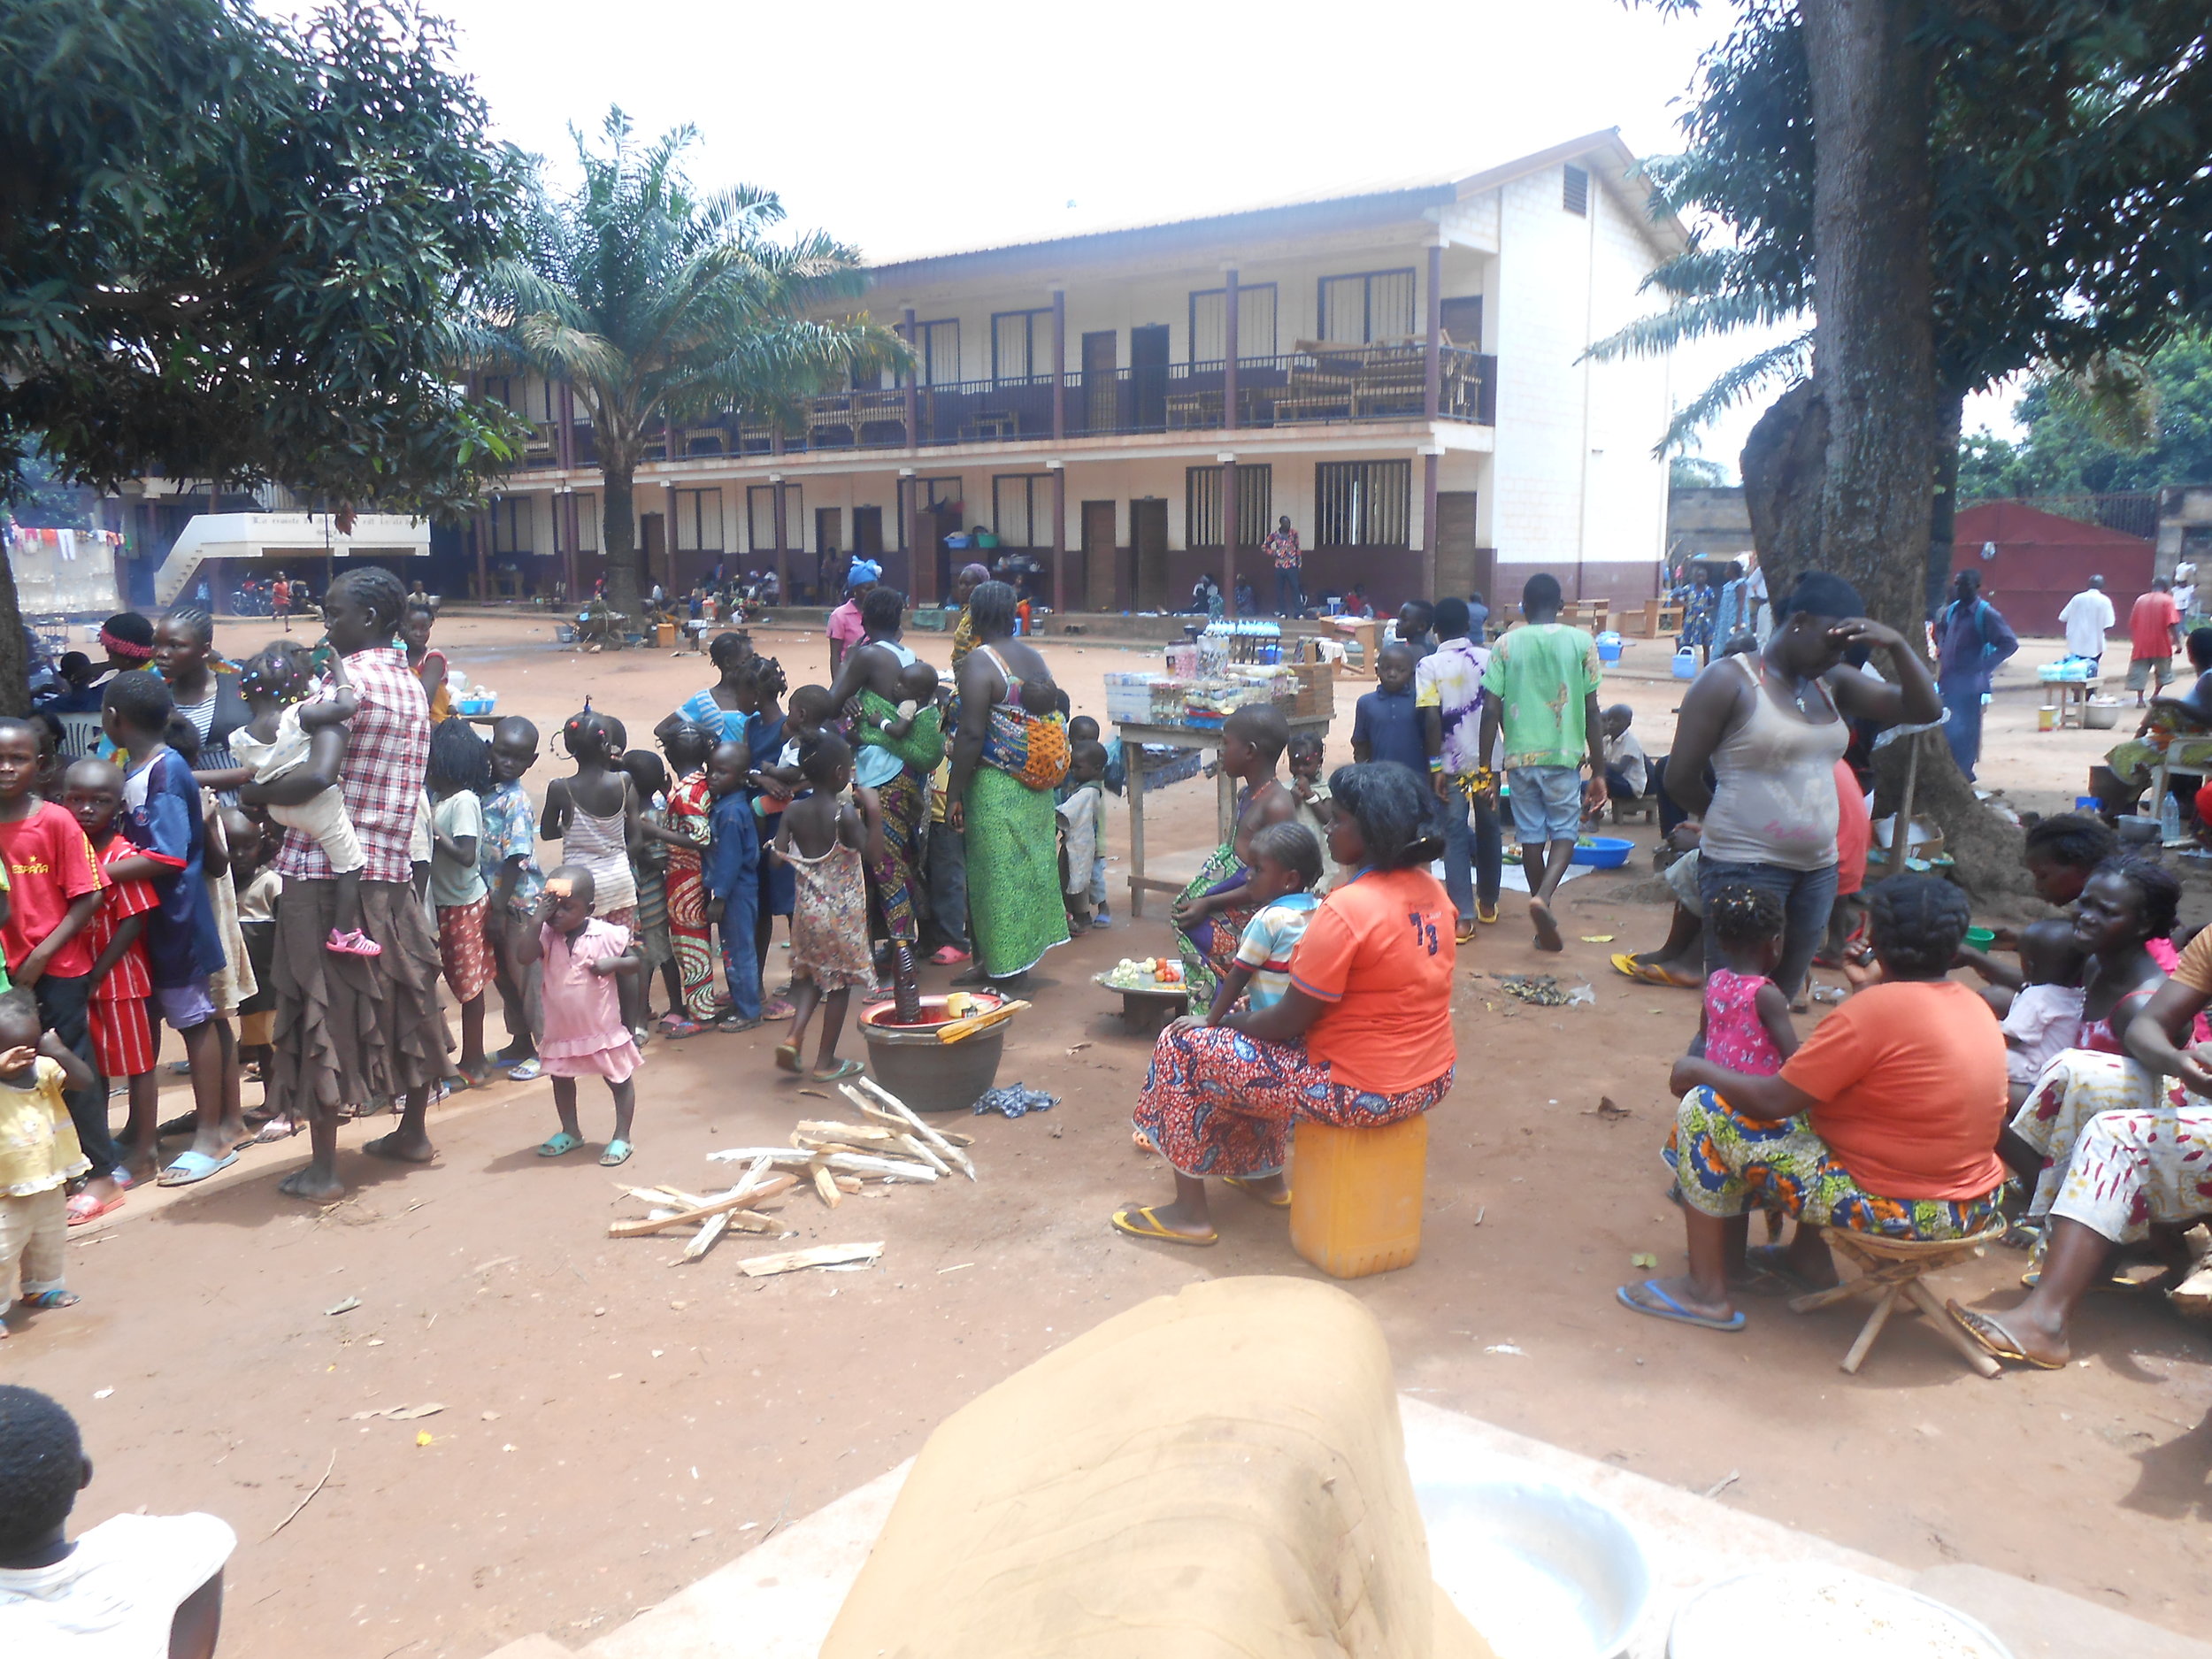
[{"xmin": 1964, "ymin": 926, "xmax": 1995, "ymax": 951}]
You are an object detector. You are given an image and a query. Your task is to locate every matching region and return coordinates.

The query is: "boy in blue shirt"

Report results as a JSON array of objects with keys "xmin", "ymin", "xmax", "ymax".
[
  {"xmin": 1351, "ymin": 642, "xmax": 1427, "ymax": 774},
  {"xmin": 101, "ymin": 672, "xmax": 237, "ymax": 1185},
  {"xmin": 703, "ymin": 740, "xmax": 762, "ymax": 1032}
]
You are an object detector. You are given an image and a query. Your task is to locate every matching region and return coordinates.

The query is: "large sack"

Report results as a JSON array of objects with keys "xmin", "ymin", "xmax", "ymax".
[{"xmin": 821, "ymin": 1275, "xmax": 1494, "ymax": 1659}]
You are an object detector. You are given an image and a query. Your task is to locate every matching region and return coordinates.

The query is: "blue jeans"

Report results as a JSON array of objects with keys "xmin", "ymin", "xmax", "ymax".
[
  {"xmin": 1939, "ymin": 673, "xmax": 1984, "ymax": 781},
  {"xmin": 926, "ymin": 820, "xmax": 969, "ymax": 952},
  {"xmin": 1440, "ymin": 785, "xmax": 1502, "ymax": 921},
  {"xmin": 718, "ymin": 881, "xmax": 761, "ymax": 1022},
  {"xmin": 1275, "ymin": 567, "xmax": 1303, "ymax": 616},
  {"xmin": 1697, "ymin": 857, "xmax": 1839, "ymax": 1003}
]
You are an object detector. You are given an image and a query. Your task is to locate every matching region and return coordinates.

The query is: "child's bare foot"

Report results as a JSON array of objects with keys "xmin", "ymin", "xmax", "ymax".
[
  {"xmin": 363, "ymin": 1130, "xmax": 436, "ymax": 1164},
  {"xmin": 279, "ymin": 1164, "xmax": 349, "ymax": 1202},
  {"xmin": 1528, "ymin": 897, "xmax": 1563, "ymax": 952}
]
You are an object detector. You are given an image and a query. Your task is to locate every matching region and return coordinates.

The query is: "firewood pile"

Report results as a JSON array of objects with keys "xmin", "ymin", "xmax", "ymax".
[{"xmin": 607, "ymin": 1077, "xmax": 976, "ymax": 1274}]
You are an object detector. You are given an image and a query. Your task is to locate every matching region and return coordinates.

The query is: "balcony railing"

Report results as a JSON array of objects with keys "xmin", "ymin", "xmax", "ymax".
[{"xmin": 513, "ymin": 346, "xmax": 1495, "ymax": 467}]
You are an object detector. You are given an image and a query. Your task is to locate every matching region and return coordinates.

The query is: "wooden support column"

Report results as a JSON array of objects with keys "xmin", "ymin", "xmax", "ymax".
[
  {"xmin": 562, "ymin": 492, "xmax": 580, "ymax": 599},
  {"xmin": 1051, "ymin": 289, "xmax": 1066, "ymax": 441},
  {"xmin": 473, "ymin": 506, "xmax": 490, "ymax": 603},
  {"xmin": 1223, "ymin": 268, "xmax": 1240, "ymax": 432},
  {"xmin": 770, "ymin": 473, "xmax": 788, "ymax": 603},
  {"xmin": 1424, "ymin": 243, "xmax": 1443, "ymax": 420},
  {"xmin": 667, "ymin": 479, "xmax": 682, "ymax": 592},
  {"xmin": 901, "ymin": 307, "xmax": 918, "ymax": 445},
  {"xmin": 1050, "ymin": 463, "xmax": 1065, "ymax": 616},
  {"xmin": 1221, "ymin": 453, "xmax": 1238, "ymax": 619},
  {"xmin": 1422, "ymin": 449, "xmax": 1440, "ymax": 602}
]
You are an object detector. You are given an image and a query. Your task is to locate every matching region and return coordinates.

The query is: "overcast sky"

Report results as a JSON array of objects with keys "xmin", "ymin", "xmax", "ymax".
[{"xmin": 272, "ymin": 0, "xmax": 2018, "ymax": 471}]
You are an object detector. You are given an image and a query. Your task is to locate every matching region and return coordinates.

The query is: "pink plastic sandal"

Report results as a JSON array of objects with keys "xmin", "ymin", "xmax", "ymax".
[{"xmin": 325, "ymin": 928, "xmax": 384, "ymax": 958}]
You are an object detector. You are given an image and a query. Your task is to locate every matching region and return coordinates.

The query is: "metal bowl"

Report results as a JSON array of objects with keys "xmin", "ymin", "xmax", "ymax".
[{"xmin": 1417, "ymin": 1478, "xmax": 1651, "ymax": 1659}]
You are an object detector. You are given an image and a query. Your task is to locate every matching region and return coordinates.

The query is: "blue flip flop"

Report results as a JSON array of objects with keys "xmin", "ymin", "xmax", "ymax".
[
  {"xmin": 1616, "ymin": 1279, "xmax": 1747, "ymax": 1333},
  {"xmin": 598, "ymin": 1139, "xmax": 634, "ymax": 1167},
  {"xmin": 157, "ymin": 1148, "xmax": 240, "ymax": 1187},
  {"xmin": 537, "ymin": 1132, "xmax": 583, "ymax": 1157}
]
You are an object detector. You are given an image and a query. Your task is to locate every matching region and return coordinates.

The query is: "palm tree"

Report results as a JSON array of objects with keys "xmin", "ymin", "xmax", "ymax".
[{"xmin": 483, "ymin": 111, "xmax": 905, "ymax": 617}]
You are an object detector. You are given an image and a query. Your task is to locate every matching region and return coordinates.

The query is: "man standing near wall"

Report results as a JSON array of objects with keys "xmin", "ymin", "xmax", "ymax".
[
  {"xmin": 2128, "ymin": 577, "xmax": 2183, "ymax": 707},
  {"xmin": 2056, "ymin": 573, "xmax": 2115, "ymax": 673},
  {"xmin": 1263, "ymin": 516, "xmax": 1302, "ymax": 618}
]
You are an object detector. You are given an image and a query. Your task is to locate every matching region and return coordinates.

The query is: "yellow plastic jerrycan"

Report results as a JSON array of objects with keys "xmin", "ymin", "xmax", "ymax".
[{"xmin": 1288, "ymin": 1113, "xmax": 1429, "ymax": 1279}]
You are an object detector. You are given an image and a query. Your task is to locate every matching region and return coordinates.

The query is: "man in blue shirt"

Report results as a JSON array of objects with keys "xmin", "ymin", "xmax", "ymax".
[
  {"xmin": 1934, "ymin": 569, "xmax": 2018, "ymax": 781},
  {"xmin": 703, "ymin": 740, "xmax": 761, "ymax": 1032}
]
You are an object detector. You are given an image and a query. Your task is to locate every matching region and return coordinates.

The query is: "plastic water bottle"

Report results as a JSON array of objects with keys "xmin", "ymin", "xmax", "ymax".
[{"xmin": 2162, "ymin": 792, "xmax": 2182, "ymax": 845}]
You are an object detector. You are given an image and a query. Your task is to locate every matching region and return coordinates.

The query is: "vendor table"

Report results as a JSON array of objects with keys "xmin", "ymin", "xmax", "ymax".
[
  {"xmin": 1115, "ymin": 715, "xmax": 1333, "ymax": 918},
  {"xmin": 2040, "ymin": 676, "xmax": 2096, "ymax": 729}
]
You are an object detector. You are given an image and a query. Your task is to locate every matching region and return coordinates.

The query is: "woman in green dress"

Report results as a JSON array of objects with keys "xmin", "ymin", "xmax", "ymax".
[{"xmin": 946, "ymin": 582, "xmax": 1069, "ymax": 988}]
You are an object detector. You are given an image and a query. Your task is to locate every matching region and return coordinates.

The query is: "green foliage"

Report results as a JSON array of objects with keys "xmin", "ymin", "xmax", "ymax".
[
  {"xmin": 1599, "ymin": 1, "xmax": 2212, "ymax": 447},
  {"xmin": 480, "ymin": 111, "xmax": 907, "ymax": 612},
  {"xmin": 1670, "ymin": 456, "xmax": 1726, "ymax": 488},
  {"xmin": 1959, "ymin": 332, "xmax": 2212, "ymax": 500},
  {"xmin": 0, "ymin": 0, "xmax": 531, "ymax": 514}
]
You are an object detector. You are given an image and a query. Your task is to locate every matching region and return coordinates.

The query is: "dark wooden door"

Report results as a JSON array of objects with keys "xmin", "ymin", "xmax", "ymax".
[
  {"xmin": 1434, "ymin": 491, "xmax": 1486, "ymax": 609},
  {"xmin": 851, "ymin": 506, "xmax": 883, "ymax": 557},
  {"xmin": 640, "ymin": 512, "xmax": 666, "ymax": 588},
  {"xmin": 1081, "ymin": 331, "xmax": 1118, "ymax": 433},
  {"xmin": 1132, "ymin": 498, "xmax": 1169, "ymax": 611},
  {"xmin": 1082, "ymin": 500, "xmax": 1118, "ymax": 611},
  {"xmin": 1130, "ymin": 325, "xmax": 1170, "ymax": 431},
  {"xmin": 1440, "ymin": 296, "xmax": 1483, "ymax": 349}
]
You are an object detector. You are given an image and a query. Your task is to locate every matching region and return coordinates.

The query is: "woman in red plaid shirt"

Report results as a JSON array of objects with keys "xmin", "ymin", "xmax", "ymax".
[{"xmin": 247, "ymin": 567, "xmax": 449, "ymax": 1202}]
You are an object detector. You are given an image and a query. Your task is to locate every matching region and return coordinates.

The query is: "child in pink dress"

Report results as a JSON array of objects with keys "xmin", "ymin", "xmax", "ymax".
[
  {"xmin": 1698, "ymin": 884, "xmax": 1802, "ymax": 1269},
  {"xmin": 1697, "ymin": 885, "xmax": 1799, "ymax": 1076},
  {"xmin": 516, "ymin": 864, "xmax": 643, "ymax": 1167}
]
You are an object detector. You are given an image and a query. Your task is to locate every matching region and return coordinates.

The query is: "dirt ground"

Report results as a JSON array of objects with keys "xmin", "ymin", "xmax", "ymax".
[{"xmin": 9, "ymin": 613, "xmax": 2211, "ymax": 1659}]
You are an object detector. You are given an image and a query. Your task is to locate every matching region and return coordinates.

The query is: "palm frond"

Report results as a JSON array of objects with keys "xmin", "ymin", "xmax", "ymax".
[
  {"xmin": 1656, "ymin": 333, "xmax": 1814, "ymax": 454},
  {"xmin": 1587, "ymin": 291, "xmax": 1806, "ymax": 363}
]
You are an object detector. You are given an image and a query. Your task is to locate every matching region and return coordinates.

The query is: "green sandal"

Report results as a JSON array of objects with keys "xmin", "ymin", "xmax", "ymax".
[
  {"xmin": 537, "ymin": 1132, "xmax": 584, "ymax": 1157},
  {"xmin": 599, "ymin": 1139, "xmax": 634, "ymax": 1167}
]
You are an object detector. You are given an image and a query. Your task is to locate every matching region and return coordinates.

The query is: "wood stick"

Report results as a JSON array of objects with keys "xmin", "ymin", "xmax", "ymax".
[
  {"xmin": 795, "ymin": 1119, "xmax": 902, "ymax": 1145},
  {"xmin": 267, "ymin": 1449, "xmax": 337, "ymax": 1539},
  {"xmin": 607, "ymin": 1168, "xmax": 796, "ymax": 1237},
  {"xmin": 704, "ymin": 1146, "xmax": 935, "ymax": 1180},
  {"xmin": 682, "ymin": 1212, "xmax": 732, "ymax": 1261},
  {"xmin": 810, "ymin": 1161, "xmax": 842, "ymax": 1209},
  {"xmin": 833, "ymin": 1175, "xmax": 862, "ymax": 1194},
  {"xmin": 610, "ymin": 1204, "xmax": 786, "ymax": 1240},
  {"xmin": 937, "ymin": 999, "xmax": 1030, "ymax": 1044},
  {"xmin": 845, "ymin": 1079, "xmax": 977, "ymax": 1180},
  {"xmin": 737, "ymin": 1240, "xmax": 884, "ymax": 1277},
  {"xmin": 891, "ymin": 1131, "xmax": 951, "ymax": 1176}
]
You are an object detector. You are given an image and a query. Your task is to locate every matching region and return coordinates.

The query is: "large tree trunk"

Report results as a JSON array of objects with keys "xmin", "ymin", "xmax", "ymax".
[
  {"xmin": 600, "ymin": 465, "xmax": 641, "ymax": 623},
  {"xmin": 1801, "ymin": 0, "xmax": 1939, "ymax": 644},
  {"xmin": 1740, "ymin": 380, "xmax": 1829, "ymax": 600},
  {"xmin": 0, "ymin": 560, "xmax": 28, "ymax": 717},
  {"xmin": 1926, "ymin": 388, "xmax": 1964, "ymax": 618}
]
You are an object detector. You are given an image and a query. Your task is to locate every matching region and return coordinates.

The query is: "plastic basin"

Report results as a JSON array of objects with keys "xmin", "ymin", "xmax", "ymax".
[
  {"xmin": 857, "ymin": 995, "xmax": 1011, "ymax": 1114},
  {"xmin": 1964, "ymin": 926, "xmax": 1995, "ymax": 950},
  {"xmin": 1417, "ymin": 1478, "xmax": 1650, "ymax": 1659},
  {"xmin": 1571, "ymin": 837, "xmax": 1634, "ymax": 869}
]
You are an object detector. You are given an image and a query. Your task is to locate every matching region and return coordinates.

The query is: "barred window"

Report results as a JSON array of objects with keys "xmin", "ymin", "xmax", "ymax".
[
  {"xmin": 1185, "ymin": 465, "xmax": 1273, "ymax": 548},
  {"xmin": 1314, "ymin": 461, "xmax": 1410, "ymax": 548}
]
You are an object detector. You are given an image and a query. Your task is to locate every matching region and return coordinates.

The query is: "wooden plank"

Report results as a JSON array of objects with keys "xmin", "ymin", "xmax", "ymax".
[
  {"xmin": 810, "ymin": 1161, "xmax": 843, "ymax": 1209},
  {"xmin": 705, "ymin": 1145, "xmax": 936, "ymax": 1181},
  {"xmin": 845, "ymin": 1079, "xmax": 977, "ymax": 1181},
  {"xmin": 682, "ymin": 1212, "xmax": 732, "ymax": 1261},
  {"xmin": 607, "ymin": 1164, "xmax": 795, "ymax": 1237},
  {"xmin": 737, "ymin": 1241, "xmax": 885, "ymax": 1278}
]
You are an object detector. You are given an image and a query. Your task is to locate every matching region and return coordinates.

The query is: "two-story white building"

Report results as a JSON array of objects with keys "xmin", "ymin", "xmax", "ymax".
[{"xmin": 472, "ymin": 128, "xmax": 1683, "ymax": 617}]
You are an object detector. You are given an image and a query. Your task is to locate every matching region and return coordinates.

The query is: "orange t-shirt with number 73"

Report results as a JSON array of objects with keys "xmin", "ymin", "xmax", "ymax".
[{"xmin": 1288, "ymin": 864, "xmax": 1456, "ymax": 1094}]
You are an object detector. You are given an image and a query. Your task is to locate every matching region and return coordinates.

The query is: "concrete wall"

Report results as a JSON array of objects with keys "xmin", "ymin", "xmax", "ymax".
[
  {"xmin": 1667, "ymin": 485, "xmax": 1755, "ymax": 571},
  {"xmin": 1486, "ymin": 164, "xmax": 1672, "ymax": 601}
]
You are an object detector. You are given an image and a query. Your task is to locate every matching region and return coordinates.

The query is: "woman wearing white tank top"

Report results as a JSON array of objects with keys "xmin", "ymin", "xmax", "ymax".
[{"xmin": 1664, "ymin": 572, "xmax": 1940, "ymax": 1002}]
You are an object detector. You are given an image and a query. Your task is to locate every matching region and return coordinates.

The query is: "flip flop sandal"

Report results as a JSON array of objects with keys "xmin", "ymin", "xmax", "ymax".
[
  {"xmin": 761, "ymin": 997, "xmax": 796, "ymax": 1021},
  {"xmin": 1615, "ymin": 1279, "xmax": 1747, "ymax": 1332},
  {"xmin": 809, "ymin": 1058, "xmax": 865, "ymax": 1082},
  {"xmin": 717, "ymin": 1014, "xmax": 762, "ymax": 1033},
  {"xmin": 250, "ymin": 1117, "xmax": 302, "ymax": 1144},
  {"xmin": 1477, "ymin": 901, "xmax": 1501, "ymax": 925},
  {"xmin": 773, "ymin": 1041, "xmax": 803, "ymax": 1073},
  {"xmin": 662, "ymin": 1018, "xmax": 706, "ymax": 1039},
  {"xmin": 1947, "ymin": 1301, "xmax": 2065, "ymax": 1369},
  {"xmin": 1455, "ymin": 918, "xmax": 1479, "ymax": 944},
  {"xmin": 1224, "ymin": 1175, "xmax": 1292, "ymax": 1209},
  {"xmin": 1610, "ymin": 953, "xmax": 1698, "ymax": 988},
  {"xmin": 65, "ymin": 1191, "xmax": 126, "ymax": 1226},
  {"xmin": 507, "ymin": 1059, "xmax": 543, "ymax": 1082},
  {"xmin": 157, "ymin": 1148, "xmax": 240, "ymax": 1187},
  {"xmin": 1743, "ymin": 1244, "xmax": 1821, "ymax": 1297},
  {"xmin": 599, "ymin": 1139, "xmax": 634, "ymax": 1167},
  {"xmin": 18, "ymin": 1289, "xmax": 81, "ymax": 1310},
  {"xmin": 1110, "ymin": 1205, "xmax": 1217, "ymax": 1247},
  {"xmin": 537, "ymin": 1132, "xmax": 584, "ymax": 1157}
]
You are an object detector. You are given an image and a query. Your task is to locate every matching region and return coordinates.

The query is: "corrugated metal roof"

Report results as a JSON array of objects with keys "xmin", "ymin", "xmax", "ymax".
[{"xmin": 864, "ymin": 128, "xmax": 1686, "ymax": 277}]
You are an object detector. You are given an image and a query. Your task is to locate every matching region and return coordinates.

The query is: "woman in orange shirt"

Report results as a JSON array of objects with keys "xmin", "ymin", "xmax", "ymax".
[
  {"xmin": 1621, "ymin": 873, "xmax": 2009, "ymax": 1332},
  {"xmin": 1117, "ymin": 764, "xmax": 1457, "ymax": 1246}
]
